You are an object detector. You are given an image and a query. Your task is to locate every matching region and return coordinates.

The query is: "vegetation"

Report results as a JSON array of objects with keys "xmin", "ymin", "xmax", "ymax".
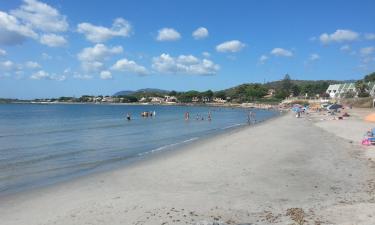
[
  {"xmin": 364, "ymin": 72, "xmax": 375, "ymax": 82},
  {"xmin": 3, "ymin": 72, "xmax": 374, "ymax": 104},
  {"xmin": 355, "ymin": 80, "xmax": 370, "ymax": 97}
]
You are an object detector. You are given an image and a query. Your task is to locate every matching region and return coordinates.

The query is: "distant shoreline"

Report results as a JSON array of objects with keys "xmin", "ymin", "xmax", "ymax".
[{"xmin": 3, "ymin": 101, "xmax": 279, "ymax": 110}]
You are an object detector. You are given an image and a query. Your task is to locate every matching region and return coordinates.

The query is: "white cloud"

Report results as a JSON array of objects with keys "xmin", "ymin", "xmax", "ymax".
[
  {"xmin": 111, "ymin": 58, "xmax": 148, "ymax": 75},
  {"xmin": 10, "ymin": 0, "xmax": 68, "ymax": 33},
  {"xmin": 73, "ymin": 73, "xmax": 92, "ymax": 80},
  {"xmin": 77, "ymin": 18, "xmax": 132, "ymax": 43},
  {"xmin": 0, "ymin": 11, "xmax": 38, "ymax": 45},
  {"xmin": 0, "ymin": 60, "xmax": 15, "ymax": 70},
  {"xmin": 202, "ymin": 52, "xmax": 210, "ymax": 58},
  {"xmin": 270, "ymin": 48, "xmax": 293, "ymax": 57},
  {"xmin": 340, "ymin": 45, "xmax": 351, "ymax": 52},
  {"xmin": 40, "ymin": 33, "xmax": 66, "ymax": 47},
  {"xmin": 309, "ymin": 53, "xmax": 320, "ymax": 61},
  {"xmin": 365, "ymin": 33, "xmax": 375, "ymax": 40},
  {"xmin": 77, "ymin": 43, "xmax": 123, "ymax": 62},
  {"xmin": 100, "ymin": 70, "xmax": 112, "ymax": 80},
  {"xmin": 81, "ymin": 61, "xmax": 104, "ymax": 73},
  {"xmin": 30, "ymin": 70, "xmax": 65, "ymax": 81},
  {"xmin": 216, "ymin": 40, "xmax": 246, "ymax": 53},
  {"xmin": 25, "ymin": 61, "xmax": 41, "ymax": 69},
  {"xmin": 0, "ymin": 48, "xmax": 6, "ymax": 56},
  {"xmin": 192, "ymin": 27, "xmax": 208, "ymax": 40},
  {"xmin": 259, "ymin": 55, "xmax": 268, "ymax": 64},
  {"xmin": 0, "ymin": 0, "xmax": 69, "ymax": 46},
  {"xmin": 41, "ymin": 52, "xmax": 52, "ymax": 60},
  {"xmin": 77, "ymin": 43, "xmax": 123, "ymax": 73},
  {"xmin": 319, "ymin": 29, "xmax": 359, "ymax": 44},
  {"xmin": 30, "ymin": 70, "xmax": 49, "ymax": 79},
  {"xmin": 360, "ymin": 46, "xmax": 375, "ymax": 56},
  {"xmin": 152, "ymin": 53, "xmax": 220, "ymax": 75},
  {"xmin": 156, "ymin": 28, "xmax": 181, "ymax": 41}
]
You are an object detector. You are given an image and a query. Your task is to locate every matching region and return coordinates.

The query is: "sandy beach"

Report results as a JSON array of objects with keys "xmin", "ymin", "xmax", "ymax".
[{"xmin": 1, "ymin": 110, "xmax": 375, "ymax": 225}]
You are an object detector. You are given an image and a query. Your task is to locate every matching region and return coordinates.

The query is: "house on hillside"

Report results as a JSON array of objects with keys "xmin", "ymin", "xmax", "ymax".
[
  {"xmin": 202, "ymin": 97, "xmax": 210, "ymax": 102},
  {"xmin": 150, "ymin": 97, "xmax": 164, "ymax": 103},
  {"xmin": 165, "ymin": 95, "xmax": 177, "ymax": 103},
  {"xmin": 263, "ymin": 89, "xmax": 276, "ymax": 98},
  {"xmin": 101, "ymin": 96, "xmax": 114, "ymax": 102},
  {"xmin": 192, "ymin": 97, "xmax": 200, "ymax": 102},
  {"xmin": 213, "ymin": 97, "xmax": 227, "ymax": 103},
  {"xmin": 139, "ymin": 97, "xmax": 148, "ymax": 102}
]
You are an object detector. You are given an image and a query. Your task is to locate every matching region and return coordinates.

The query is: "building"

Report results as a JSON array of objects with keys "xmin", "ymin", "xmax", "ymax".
[
  {"xmin": 150, "ymin": 97, "xmax": 164, "ymax": 103},
  {"xmin": 164, "ymin": 95, "xmax": 177, "ymax": 103},
  {"xmin": 101, "ymin": 96, "xmax": 114, "ymax": 102},
  {"xmin": 263, "ymin": 89, "xmax": 276, "ymax": 99},
  {"xmin": 213, "ymin": 97, "xmax": 227, "ymax": 103},
  {"xmin": 192, "ymin": 97, "xmax": 200, "ymax": 102},
  {"xmin": 326, "ymin": 82, "xmax": 375, "ymax": 98}
]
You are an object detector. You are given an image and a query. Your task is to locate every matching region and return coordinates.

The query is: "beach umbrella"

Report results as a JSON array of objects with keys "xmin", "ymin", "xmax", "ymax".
[
  {"xmin": 292, "ymin": 107, "xmax": 301, "ymax": 112},
  {"xmin": 365, "ymin": 113, "xmax": 375, "ymax": 122},
  {"xmin": 328, "ymin": 104, "xmax": 343, "ymax": 110}
]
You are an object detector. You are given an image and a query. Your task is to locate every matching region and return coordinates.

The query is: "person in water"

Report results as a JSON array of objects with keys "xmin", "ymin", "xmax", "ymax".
[
  {"xmin": 208, "ymin": 111, "xmax": 212, "ymax": 121},
  {"xmin": 184, "ymin": 112, "xmax": 190, "ymax": 120},
  {"xmin": 126, "ymin": 113, "xmax": 131, "ymax": 121},
  {"xmin": 248, "ymin": 111, "xmax": 256, "ymax": 125}
]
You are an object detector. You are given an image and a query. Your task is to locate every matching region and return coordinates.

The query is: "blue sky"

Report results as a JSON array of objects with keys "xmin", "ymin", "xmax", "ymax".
[{"xmin": 0, "ymin": 0, "xmax": 375, "ymax": 99}]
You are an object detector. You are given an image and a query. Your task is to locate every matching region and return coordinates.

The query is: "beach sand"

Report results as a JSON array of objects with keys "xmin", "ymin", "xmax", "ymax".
[{"xmin": 1, "ymin": 111, "xmax": 375, "ymax": 225}]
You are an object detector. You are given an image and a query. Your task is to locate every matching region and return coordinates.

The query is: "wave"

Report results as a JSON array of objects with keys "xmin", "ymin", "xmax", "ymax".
[
  {"xmin": 138, "ymin": 137, "xmax": 199, "ymax": 156},
  {"xmin": 221, "ymin": 123, "xmax": 243, "ymax": 130}
]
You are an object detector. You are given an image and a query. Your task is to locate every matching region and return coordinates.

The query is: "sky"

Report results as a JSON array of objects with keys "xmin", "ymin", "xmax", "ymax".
[{"xmin": 0, "ymin": 0, "xmax": 375, "ymax": 99}]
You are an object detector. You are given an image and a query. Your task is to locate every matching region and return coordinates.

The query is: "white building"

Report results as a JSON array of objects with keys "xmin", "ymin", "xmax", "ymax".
[
  {"xmin": 213, "ymin": 97, "xmax": 227, "ymax": 103},
  {"xmin": 326, "ymin": 82, "xmax": 375, "ymax": 98},
  {"xmin": 150, "ymin": 97, "xmax": 164, "ymax": 103},
  {"xmin": 164, "ymin": 95, "xmax": 177, "ymax": 103}
]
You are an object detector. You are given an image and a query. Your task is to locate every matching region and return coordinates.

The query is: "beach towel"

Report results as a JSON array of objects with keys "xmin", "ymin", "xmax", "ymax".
[{"xmin": 362, "ymin": 138, "xmax": 371, "ymax": 146}]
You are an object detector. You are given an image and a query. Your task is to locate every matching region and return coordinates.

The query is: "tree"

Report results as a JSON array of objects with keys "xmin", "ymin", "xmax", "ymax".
[
  {"xmin": 344, "ymin": 91, "xmax": 356, "ymax": 98},
  {"xmin": 355, "ymin": 80, "xmax": 370, "ymax": 97},
  {"xmin": 291, "ymin": 85, "xmax": 301, "ymax": 97},
  {"xmin": 244, "ymin": 84, "xmax": 268, "ymax": 101},
  {"xmin": 169, "ymin": 90, "xmax": 177, "ymax": 96},
  {"xmin": 364, "ymin": 72, "xmax": 375, "ymax": 82},
  {"xmin": 201, "ymin": 90, "xmax": 214, "ymax": 100},
  {"xmin": 275, "ymin": 90, "xmax": 289, "ymax": 99},
  {"xmin": 281, "ymin": 74, "xmax": 293, "ymax": 94},
  {"xmin": 214, "ymin": 90, "xmax": 226, "ymax": 99}
]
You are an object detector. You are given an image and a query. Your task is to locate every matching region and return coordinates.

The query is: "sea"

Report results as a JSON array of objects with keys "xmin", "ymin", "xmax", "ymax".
[{"xmin": 0, "ymin": 103, "xmax": 278, "ymax": 196}]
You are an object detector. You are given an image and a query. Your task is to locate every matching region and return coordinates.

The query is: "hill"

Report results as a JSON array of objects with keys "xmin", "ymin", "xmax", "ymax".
[{"xmin": 113, "ymin": 88, "xmax": 169, "ymax": 96}]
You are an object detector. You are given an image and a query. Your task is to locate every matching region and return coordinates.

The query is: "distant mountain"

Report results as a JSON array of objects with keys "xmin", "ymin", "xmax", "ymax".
[
  {"xmin": 113, "ymin": 90, "xmax": 135, "ymax": 96},
  {"xmin": 113, "ymin": 88, "xmax": 170, "ymax": 96}
]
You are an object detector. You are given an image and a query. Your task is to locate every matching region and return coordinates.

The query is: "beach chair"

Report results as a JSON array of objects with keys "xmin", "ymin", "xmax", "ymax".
[
  {"xmin": 362, "ymin": 128, "xmax": 375, "ymax": 145},
  {"xmin": 369, "ymin": 129, "xmax": 375, "ymax": 145}
]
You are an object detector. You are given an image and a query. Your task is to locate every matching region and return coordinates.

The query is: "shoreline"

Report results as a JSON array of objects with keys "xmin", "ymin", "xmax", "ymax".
[
  {"xmin": 0, "ymin": 112, "xmax": 283, "ymax": 199},
  {"xmin": 3, "ymin": 101, "xmax": 279, "ymax": 110},
  {"xmin": 1, "ymin": 110, "xmax": 374, "ymax": 225}
]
